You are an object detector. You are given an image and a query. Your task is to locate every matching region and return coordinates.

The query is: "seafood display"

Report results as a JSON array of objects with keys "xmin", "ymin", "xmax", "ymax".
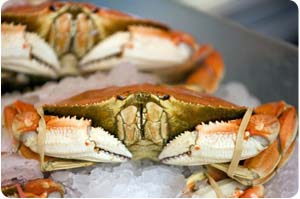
[
  {"xmin": 1, "ymin": 1, "xmax": 298, "ymax": 198},
  {"xmin": 3, "ymin": 84, "xmax": 297, "ymax": 197},
  {"xmin": 2, "ymin": 1, "xmax": 223, "ymax": 93}
]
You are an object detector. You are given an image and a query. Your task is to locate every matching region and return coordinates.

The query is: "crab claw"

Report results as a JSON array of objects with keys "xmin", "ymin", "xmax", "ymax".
[
  {"xmin": 159, "ymin": 114, "xmax": 280, "ymax": 165},
  {"xmin": 21, "ymin": 116, "xmax": 132, "ymax": 163},
  {"xmin": 79, "ymin": 26, "xmax": 195, "ymax": 80},
  {"xmin": 1, "ymin": 23, "xmax": 60, "ymax": 78}
]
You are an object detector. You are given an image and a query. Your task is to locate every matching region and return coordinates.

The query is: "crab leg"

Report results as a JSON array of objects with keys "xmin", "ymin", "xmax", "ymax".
[
  {"xmin": 23, "ymin": 178, "xmax": 64, "ymax": 198},
  {"xmin": 185, "ymin": 45, "xmax": 224, "ymax": 93},
  {"xmin": 193, "ymin": 180, "xmax": 264, "ymax": 198},
  {"xmin": 1, "ymin": 178, "xmax": 64, "ymax": 198},
  {"xmin": 216, "ymin": 102, "xmax": 298, "ymax": 185},
  {"xmin": 238, "ymin": 102, "xmax": 298, "ymax": 184},
  {"xmin": 183, "ymin": 171, "xmax": 264, "ymax": 198}
]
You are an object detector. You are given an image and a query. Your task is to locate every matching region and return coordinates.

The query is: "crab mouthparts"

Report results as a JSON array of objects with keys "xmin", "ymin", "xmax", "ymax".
[{"xmin": 115, "ymin": 102, "xmax": 170, "ymax": 160}]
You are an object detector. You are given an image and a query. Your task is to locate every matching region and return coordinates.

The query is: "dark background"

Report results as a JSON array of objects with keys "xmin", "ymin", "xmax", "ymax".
[{"xmin": 196, "ymin": 0, "xmax": 298, "ymax": 45}]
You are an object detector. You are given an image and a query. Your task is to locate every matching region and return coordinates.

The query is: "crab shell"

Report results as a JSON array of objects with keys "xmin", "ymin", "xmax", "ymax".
[{"xmin": 2, "ymin": 2, "xmax": 223, "ymax": 92}]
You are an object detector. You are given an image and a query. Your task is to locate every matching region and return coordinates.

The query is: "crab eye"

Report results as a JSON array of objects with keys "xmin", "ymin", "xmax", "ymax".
[
  {"xmin": 49, "ymin": 4, "xmax": 57, "ymax": 11},
  {"xmin": 117, "ymin": 95, "xmax": 126, "ymax": 100},
  {"xmin": 159, "ymin": 95, "xmax": 170, "ymax": 100}
]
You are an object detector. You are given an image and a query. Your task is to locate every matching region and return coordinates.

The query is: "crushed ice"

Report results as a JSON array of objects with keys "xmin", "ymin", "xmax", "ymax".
[
  {"xmin": 215, "ymin": 81, "xmax": 261, "ymax": 107},
  {"xmin": 1, "ymin": 154, "xmax": 43, "ymax": 187},
  {"xmin": 51, "ymin": 161, "xmax": 186, "ymax": 198},
  {"xmin": 1, "ymin": 64, "xmax": 297, "ymax": 197},
  {"xmin": 2, "ymin": 63, "xmax": 160, "ymax": 107}
]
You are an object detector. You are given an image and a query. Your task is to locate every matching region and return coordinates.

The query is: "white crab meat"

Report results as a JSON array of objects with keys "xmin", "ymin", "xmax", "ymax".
[
  {"xmin": 21, "ymin": 116, "xmax": 131, "ymax": 162},
  {"xmin": 159, "ymin": 117, "xmax": 280, "ymax": 165},
  {"xmin": 79, "ymin": 26, "xmax": 193, "ymax": 73},
  {"xmin": 1, "ymin": 23, "xmax": 60, "ymax": 77}
]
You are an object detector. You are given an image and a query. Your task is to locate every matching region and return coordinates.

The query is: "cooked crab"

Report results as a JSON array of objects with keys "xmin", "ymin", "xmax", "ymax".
[
  {"xmin": 1, "ymin": 178, "xmax": 64, "ymax": 198},
  {"xmin": 2, "ymin": 2, "xmax": 223, "ymax": 93},
  {"xmin": 3, "ymin": 84, "xmax": 297, "ymax": 197}
]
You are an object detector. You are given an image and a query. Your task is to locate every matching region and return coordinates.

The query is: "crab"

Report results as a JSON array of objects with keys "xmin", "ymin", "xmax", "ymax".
[
  {"xmin": 3, "ymin": 84, "xmax": 297, "ymax": 197},
  {"xmin": 1, "ymin": 178, "xmax": 64, "ymax": 198},
  {"xmin": 2, "ymin": 1, "xmax": 223, "ymax": 93}
]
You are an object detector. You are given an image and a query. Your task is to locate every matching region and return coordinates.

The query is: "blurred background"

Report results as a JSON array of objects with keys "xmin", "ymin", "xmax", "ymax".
[
  {"xmin": 3, "ymin": 0, "xmax": 298, "ymax": 45},
  {"xmin": 178, "ymin": 0, "xmax": 298, "ymax": 45}
]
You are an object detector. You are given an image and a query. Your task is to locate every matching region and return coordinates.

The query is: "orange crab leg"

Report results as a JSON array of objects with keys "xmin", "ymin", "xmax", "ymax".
[
  {"xmin": 183, "ymin": 170, "xmax": 266, "ymax": 198},
  {"xmin": 239, "ymin": 185, "xmax": 264, "ymax": 198},
  {"xmin": 278, "ymin": 140, "xmax": 296, "ymax": 168},
  {"xmin": 255, "ymin": 102, "xmax": 297, "ymax": 159},
  {"xmin": 4, "ymin": 100, "xmax": 38, "ymax": 129},
  {"xmin": 2, "ymin": 179, "xmax": 64, "ymax": 198},
  {"xmin": 24, "ymin": 179, "xmax": 64, "ymax": 198},
  {"xmin": 254, "ymin": 101, "xmax": 286, "ymax": 117},
  {"xmin": 4, "ymin": 100, "xmax": 40, "ymax": 140},
  {"xmin": 3, "ymin": 101, "xmax": 55, "ymax": 162},
  {"xmin": 186, "ymin": 45, "xmax": 224, "ymax": 93},
  {"xmin": 3, "ymin": 100, "xmax": 37, "ymax": 132},
  {"xmin": 206, "ymin": 165, "xmax": 228, "ymax": 182},
  {"xmin": 3, "ymin": 105, "xmax": 18, "ymax": 132},
  {"xmin": 278, "ymin": 107, "xmax": 297, "ymax": 154},
  {"xmin": 18, "ymin": 144, "xmax": 53, "ymax": 162},
  {"xmin": 15, "ymin": 184, "xmax": 26, "ymax": 198},
  {"xmin": 13, "ymin": 100, "xmax": 37, "ymax": 112},
  {"xmin": 243, "ymin": 140, "xmax": 281, "ymax": 185},
  {"xmin": 276, "ymin": 107, "xmax": 297, "ymax": 169},
  {"xmin": 242, "ymin": 102, "xmax": 297, "ymax": 184}
]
